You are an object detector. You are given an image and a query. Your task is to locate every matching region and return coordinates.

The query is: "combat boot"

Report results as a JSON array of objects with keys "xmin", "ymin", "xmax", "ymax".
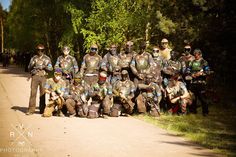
[
  {"xmin": 57, "ymin": 110, "xmax": 65, "ymax": 117},
  {"xmin": 26, "ymin": 111, "xmax": 34, "ymax": 115}
]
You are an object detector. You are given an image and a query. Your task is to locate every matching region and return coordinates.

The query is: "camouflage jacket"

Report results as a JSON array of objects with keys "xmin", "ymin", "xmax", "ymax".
[
  {"xmin": 28, "ymin": 54, "xmax": 53, "ymax": 76},
  {"xmin": 44, "ymin": 78, "xmax": 67, "ymax": 96},
  {"xmin": 80, "ymin": 53, "xmax": 102, "ymax": 76},
  {"xmin": 54, "ymin": 55, "xmax": 78, "ymax": 78}
]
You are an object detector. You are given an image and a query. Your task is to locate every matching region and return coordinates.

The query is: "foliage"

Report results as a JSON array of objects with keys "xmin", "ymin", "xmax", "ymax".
[
  {"xmin": 134, "ymin": 105, "xmax": 236, "ymax": 157},
  {"xmin": 3, "ymin": 0, "xmax": 235, "ymax": 87}
]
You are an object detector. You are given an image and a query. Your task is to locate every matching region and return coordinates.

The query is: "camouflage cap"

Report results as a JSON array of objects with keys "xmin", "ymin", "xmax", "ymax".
[
  {"xmin": 161, "ymin": 38, "xmax": 168, "ymax": 43},
  {"xmin": 184, "ymin": 45, "xmax": 191, "ymax": 49},
  {"xmin": 121, "ymin": 70, "xmax": 128, "ymax": 75},
  {"xmin": 193, "ymin": 48, "xmax": 202, "ymax": 55},
  {"xmin": 36, "ymin": 44, "xmax": 45, "ymax": 50}
]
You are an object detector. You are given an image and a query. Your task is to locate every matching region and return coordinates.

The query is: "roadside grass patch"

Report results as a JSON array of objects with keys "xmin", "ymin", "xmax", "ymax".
[{"xmin": 134, "ymin": 105, "xmax": 236, "ymax": 157}]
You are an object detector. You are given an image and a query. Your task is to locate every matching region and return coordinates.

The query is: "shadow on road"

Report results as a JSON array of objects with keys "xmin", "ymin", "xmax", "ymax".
[
  {"xmin": 0, "ymin": 65, "xmax": 29, "ymax": 78},
  {"xmin": 160, "ymin": 141, "xmax": 221, "ymax": 156},
  {"xmin": 161, "ymin": 141, "xmax": 197, "ymax": 147},
  {"xmin": 189, "ymin": 152, "xmax": 219, "ymax": 157},
  {"xmin": 11, "ymin": 106, "xmax": 40, "ymax": 114}
]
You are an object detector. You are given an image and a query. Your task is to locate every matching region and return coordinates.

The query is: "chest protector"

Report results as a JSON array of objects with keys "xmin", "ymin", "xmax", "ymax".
[
  {"xmin": 166, "ymin": 83, "xmax": 184, "ymax": 99},
  {"xmin": 108, "ymin": 54, "xmax": 119, "ymax": 71},
  {"xmin": 191, "ymin": 60, "xmax": 202, "ymax": 71},
  {"xmin": 59, "ymin": 56, "xmax": 73, "ymax": 72},
  {"xmin": 136, "ymin": 54, "xmax": 149, "ymax": 71},
  {"xmin": 35, "ymin": 57, "xmax": 44, "ymax": 67},
  {"xmin": 118, "ymin": 81, "xmax": 132, "ymax": 97},
  {"xmin": 85, "ymin": 55, "xmax": 100, "ymax": 71},
  {"xmin": 119, "ymin": 53, "xmax": 132, "ymax": 68}
]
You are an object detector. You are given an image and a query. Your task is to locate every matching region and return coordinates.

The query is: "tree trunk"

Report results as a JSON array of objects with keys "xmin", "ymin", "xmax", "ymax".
[
  {"xmin": 145, "ymin": 22, "xmax": 151, "ymax": 47},
  {"xmin": 145, "ymin": 0, "xmax": 151, "ymax": 47},
  {"xmin": 0, "ymin": 17, "xmax": 3, "ymax": 52}
]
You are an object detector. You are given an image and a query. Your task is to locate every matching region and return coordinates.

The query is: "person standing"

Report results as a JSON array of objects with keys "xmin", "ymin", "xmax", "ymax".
[
  {"xmin": 118, "ymin": 41, "xmax": 136, "ymax": 80},
  {"xmin": 179, "ymin": 45, "xmax": 195, "ymax": 75},
  {"xmin": 54, "ymin": 45, "xmax": 79, "ymax": 83},
  {"xmin": 187, "ymin": 49, "xmax": 211, "ymax": 116},
  {"xmin": 159, "ymin": 38, "xmax": 172, "ymax": 60},
  {"xmin": 101, "ymin": 43, "xmax": 121, "ymax": 85},
  {"xmin": 151, "ymin": 46, "xmax": 164, "ymax": 85},
  {"xmin": 26, "ymin": 44, "xmax": 53, "ymax": 115},
  {"xmin": 80, "ymin": 44, "xmax": 102, "ymax": 85}
]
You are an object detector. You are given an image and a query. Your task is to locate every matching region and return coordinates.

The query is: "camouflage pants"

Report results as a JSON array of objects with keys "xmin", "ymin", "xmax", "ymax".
[
  {"xmin": 101, "ymin": 95, "xmax": 112, "ymax": 115},
  {"xmin": 87, "ymin": 103, "xmax": 100, "ymax": 119},
  {"xmin": 136, "ymin": 93, "xmax": 161, "ymax": 116},
  {"xmin": 65, "ymin": 98, "xmax": 77, "ymax": 115},
  {"xmin": 169, "ymin": 98, "xmax": 192, "ymax": 114},
  {"xmin": 110, "ymin": 96, "xmax": 134, "ymax": 114},
  {"xmin": 136, "ymin": 94, "xmax": 146, "ymax": 113},
  {"xmin": 117, "ymin": 97, "xmax": 134, "ymax": 115},
  {"xmin": 28, "ymin": 75, "xmax": 46, "ymax": 113}
]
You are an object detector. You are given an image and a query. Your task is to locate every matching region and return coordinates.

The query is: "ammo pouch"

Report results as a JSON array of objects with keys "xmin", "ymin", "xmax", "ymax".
[
  {"xmin": 87, "ymin": 104, "xmax": 100, "ymax": 119},
  {"xmin": 110, "ymin": 104, "xmax": 122, "ymax": 117}
]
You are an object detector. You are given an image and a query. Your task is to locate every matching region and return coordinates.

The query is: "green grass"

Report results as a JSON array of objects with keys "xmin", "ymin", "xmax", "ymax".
[{"xmin": 134, "ymin": 105, "xmax": 236, "ymax": 157}]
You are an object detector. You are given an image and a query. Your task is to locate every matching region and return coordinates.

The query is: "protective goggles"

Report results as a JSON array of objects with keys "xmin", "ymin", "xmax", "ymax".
[
  {"xmin": 90, "ymin": 47, "xmax": 98, "ymax": 52},
  {"xmin": 63, "ymin": 47, "xmax": 70, "ymax": 51},
  {"xmin": 153, "ymin": 49, "xmax": 159, "ymax": 53},
  {"xmin": 54, "ymin": 73, "xmax": 62, "ymax": 77},
  {"xmin": 184, "ymin": 48, "xmax": 191, "ymax": 52},
  {"xmin": 37, "ymin": 49, "xmax": 45, "ymax": 52},
  {"xmin": 161, "ymin": 42, "xmax": 168, "ymax": 45}
]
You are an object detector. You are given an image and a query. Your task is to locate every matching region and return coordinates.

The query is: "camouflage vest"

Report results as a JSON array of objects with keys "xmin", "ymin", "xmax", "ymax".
[
  {"xmin": 118, "ymin": 53, "xmax": 133, "ymax": 69},
  {"xmin": 191, "ymin": 59, "xmax": 203, "ymax": 72},
  {"xmin": 58, "ymin": 56, "xmax": 74, "ymax": 73},
  {"xmin": 107, "ymin": 54, "xmax": 119, "ymax": 72},
  {"xmin": 166, "ymin": 81, "xmax": 186, "ymax": 99},
  {"xmin": 115, "ymin": 80, "xmax": 133, "ymax": 98},
  {"xmin": 135, "ymin": 53, "xmax": 150, "ymax": 73},
  {"xmin": 85, "ymin": 54, "xmax": 101, "ymax": 73},
  {"xmin": 45, "ymin": 78, "xmax": 66, "ymax": 93}
]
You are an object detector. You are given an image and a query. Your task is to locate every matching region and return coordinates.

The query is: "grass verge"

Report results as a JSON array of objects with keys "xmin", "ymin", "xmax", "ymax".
[{"xmin": 134, "ymin": 104, "xmax": 236, "ymax": 157}]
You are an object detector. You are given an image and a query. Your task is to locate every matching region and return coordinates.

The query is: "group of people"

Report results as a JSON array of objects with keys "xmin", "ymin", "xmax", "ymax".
[
  {"xmin": 26, "ymin": 38, "xmax": 212, "ymax": 118},
  {"xmin": 0, "ymin": 51, "xmax": 11, "ymax": 67}
]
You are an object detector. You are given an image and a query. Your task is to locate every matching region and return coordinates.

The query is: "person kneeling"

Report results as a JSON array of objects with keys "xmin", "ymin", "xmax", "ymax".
[
  {"xmin": 166, "ymin": 73, "xmax": 192, "ymax": 115},
  {"xmin": 43, "ymin": 68, "xmax": 67, "ymax": 117}
]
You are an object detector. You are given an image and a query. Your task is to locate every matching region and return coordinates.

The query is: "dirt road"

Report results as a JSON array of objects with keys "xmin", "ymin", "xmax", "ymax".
[{"xmin": 0, "ymin": 66, "xmax": 222, "ymax": 157}]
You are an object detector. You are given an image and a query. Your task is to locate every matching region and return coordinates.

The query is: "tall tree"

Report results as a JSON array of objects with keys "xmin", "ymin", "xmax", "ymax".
[{"xmin": 0, "ymin": 4, "xmax": 7, "ymax": 52}]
